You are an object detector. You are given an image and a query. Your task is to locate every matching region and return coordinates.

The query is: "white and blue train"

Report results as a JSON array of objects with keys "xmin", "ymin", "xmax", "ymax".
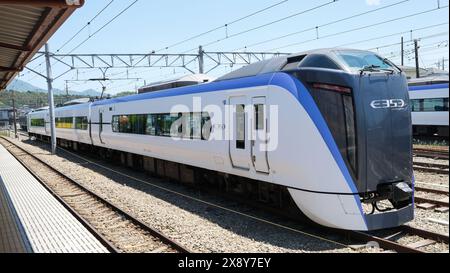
[
  {"xmin": 409, "ymin": 76, "xmax": 449, "ymax": 137},
  {"xmin": 28, "ymin": 49, "xmax": 414, "ymax": 231}
]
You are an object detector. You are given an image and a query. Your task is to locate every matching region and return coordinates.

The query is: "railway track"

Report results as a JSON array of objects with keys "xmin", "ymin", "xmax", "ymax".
[
  {"xmin": 415, "ymin": 197, "xmax": 449, "ymax": 208},
  {"xmin": 4, "ymin": 135, "xmax": 449, "ymax": 253},
  {"xmin": 0, "ymin": 137, "xmax": 190, "ymax": 254},
  {"xmin": 413, "ymin": 148, "xmax": 449, "ymax": 160},
  {"xmin": 415, "ymin": 186, "xmax": 449, "ymax": 196},
  {"xmin": 3, "ymin": 135, "xmax": 449, "ymax": 253},
  {"xmin": 414, "ymin": 184, "xmax": 449, "ymax": 209},
  {"xmin": 348, "ymin": 225, "xmax": 448, "ymax": 253},
  {"xmin": 414, "ymin": 161, "xmax": 449, "ymax": 175}
]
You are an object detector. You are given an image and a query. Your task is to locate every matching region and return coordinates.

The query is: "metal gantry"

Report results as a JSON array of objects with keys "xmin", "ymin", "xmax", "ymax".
[{"xmin": 25, "ymin": 47, "xmax": 290, "ymax": 80}]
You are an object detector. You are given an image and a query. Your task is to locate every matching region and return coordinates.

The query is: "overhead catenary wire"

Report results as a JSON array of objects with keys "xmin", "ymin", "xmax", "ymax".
[
  {"xmin": 22, "ymin": 0, "xmax": 139, "ymax": 84},
  {"xmin": 19, "ymin": 1, "xmax": 450, "ymax": 94},
  {"xmin": 371, "ymin": 33, "xmax": 449, "ymax": 55},
  {"xmin": 336, "ymin": 22, "xmax": 449, "ymax": 49},
  {"xmin": 235, "ymin": 0, "xmax": 411, "ymax": 51},
  {"xmin": 380, "ymin": 38, "xmax": 449, "ymax": 59},
  {"xmin": 67, "ymin": 0, "xmax": 139, "ymax": 54},
  {"xmin": 110, "ymin": 1, "xmax": 291, "ymax": 80},
  {"xmin": 267, "ymin": 5, "xmax": 449, "ymax": 51},
  {"xmin": 26, "ymin": 1, "xmax": 116, "ymax": 74},
  {"xmin": 182, "ymin": 0, "xmax": 340, "ymax": 53},
  {"xmin": 24, "ymin": 0, "xmax": 140, "ymax": 84},
  {"xmin": 153, "ymin": 0, "xmax": 290, "ymax": 53},
  {"xmin": 56, "ymin": 0, "xmax": 115, "ymax": 53}
]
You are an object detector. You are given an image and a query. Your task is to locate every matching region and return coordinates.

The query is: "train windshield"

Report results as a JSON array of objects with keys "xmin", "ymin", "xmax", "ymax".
[{"xmin": 334, "ymin": 50, "xmax": 399, "ymax": 73}]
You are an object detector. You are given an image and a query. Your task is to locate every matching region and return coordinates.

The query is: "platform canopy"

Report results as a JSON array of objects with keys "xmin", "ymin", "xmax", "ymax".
[{"xmin": 0, "ymin": 0, "xmax": 84, "ymax": 91}]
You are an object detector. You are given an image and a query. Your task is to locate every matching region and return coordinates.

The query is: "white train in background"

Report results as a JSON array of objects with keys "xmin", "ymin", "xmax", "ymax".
[{"xmin": 409, "ymin": 75, "xmax": 449, "ymax": 137}]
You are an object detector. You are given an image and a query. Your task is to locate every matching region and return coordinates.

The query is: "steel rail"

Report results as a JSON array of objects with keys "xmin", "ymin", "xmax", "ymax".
[
  {"xmin": 414, "ymin": 166, "xmax": 449, "ymax": 175},
  {"xmin": 400, "ymin": 225, "xmax": 449, "ymax": 243},
  {"xmin": 10, "ymin": 134, "xmax": 445, "ymax": 253},
  {"xmin": 413, "ymin": 149, "xmax": 449, "ymax": 160},
  {"xmin": 415, "ymin": 197, "xmax": 449, "ymax": 208},
  {"xmin": 415, "ymin": 186, "xmax": 449, "ymax": 196},
  {"xmin": 0, "ymin": 136, "xmax": 191, "ymax": 253},
  {"xmin": 414, "ymin": 162, "xmax": 449, "ymax": 169},
  {"xmin": 0, "ymin": 137, "xmax": 119, "ymax": 253}
]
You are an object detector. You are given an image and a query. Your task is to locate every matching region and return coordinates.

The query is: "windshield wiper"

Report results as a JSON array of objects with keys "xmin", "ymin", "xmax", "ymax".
[
  {"xmin": 360, "ymin": 65, "xmax": 394, "ymax": 75},
  {"xmin": 359, "ymin": 65, "xmax": 380, "ymax": 75},
  {"xmin": 378, "ymin": 68, "xmax": 395, "ymax": 74}
]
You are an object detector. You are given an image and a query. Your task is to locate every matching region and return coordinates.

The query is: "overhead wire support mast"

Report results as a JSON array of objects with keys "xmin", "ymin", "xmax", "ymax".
[
  {"xmin": 27, "ymin": 49, "xmax": 290, "ymax": 79},
  {"xmin": 45, "ymin": 44, "xmax": 57, "ymax": 155}
]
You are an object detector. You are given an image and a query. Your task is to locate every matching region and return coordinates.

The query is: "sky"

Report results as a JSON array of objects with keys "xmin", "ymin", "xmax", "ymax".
[{"xmin": 12, "ymin": 0, "xmax": 450, "ymax": 95}]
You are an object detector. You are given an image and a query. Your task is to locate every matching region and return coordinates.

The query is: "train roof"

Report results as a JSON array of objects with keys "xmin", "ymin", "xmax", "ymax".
[
  {"xmin": 139, "ymin": 74, "xmax": 216, "ymax": 93},
  {"xmin": 216, "ymin": 48, "xmax": 373, "ymax": 81},
  {"xmin": 408, "ymin": 75, "xmax": 449, "ymax": 86}
]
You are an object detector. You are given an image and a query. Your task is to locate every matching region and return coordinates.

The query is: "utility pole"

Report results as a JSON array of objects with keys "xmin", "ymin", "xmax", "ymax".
[
  {"xmin": 401, "ymin": 37, "xmax": 404, "ymax": 66},
  {"xmin": 65, "ymin": 80, "xmax": 69, "ymax": 103},
  {"xmin": 100, "ymin": 85, "xmax": 106, "ymax": 99},
  {"xmin": 11, "ymin": 91, "xmax": 17, "ymax": 139},
  {"xmin": 443, "ymin": 57, "xmax": 445, "ymax": 70},
  {"xmin": 45, "ymin": 43, "xmax": 57, "ymax": 154},
  {"xmin": 198, "ymin": 46, "xmax": 204, "ymax": 74},
  {"xmin": 414, "ymin": 39, "xmax": 420, "ymax": 79}
]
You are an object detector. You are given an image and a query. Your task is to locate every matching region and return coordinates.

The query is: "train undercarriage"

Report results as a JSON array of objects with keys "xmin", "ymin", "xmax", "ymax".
[{"xmin": 29, "ymin": 133, "xmax": 308, "ymax": 223}]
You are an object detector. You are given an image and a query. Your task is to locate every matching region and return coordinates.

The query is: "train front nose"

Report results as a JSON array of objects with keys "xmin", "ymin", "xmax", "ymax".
[
  {"xmin": 288, "ymin": 50, "xmax": 415, "ymax": 230},
  {"xmin": 355, "ymin": 73, "xmax": 414, "ymax": 206}
]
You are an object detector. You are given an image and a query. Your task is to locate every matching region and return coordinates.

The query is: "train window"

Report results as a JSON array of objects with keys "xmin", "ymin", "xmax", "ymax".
[
  {"xmin": 31, "ymin": 118, "xmax": 45, "ymax": 127},
  {"xmin": 75, "ymin": 116, "xmax": 88, "ymax": 130},
  {"xmin": 112, "ymin": 112, "xmax": 211, "ymax": 140},
  {"xmin": 343, "ymin": 96, "xmax": 357, "ymax": 174},
  {"xmin": 118, "ymin": 115, "xmax": 130, "ymax": 133},
  {"xmin": 201, "ymin": 113, "xmax": 212, "ymax": 140},
  {"xmin": 146, "ymin": 115, "xmax": 157, "ymax": 136},
  {"xmin": 130, "ymin": 115, "xmax": 146, "ymax": 134},
  {"xmin": 112, "ymin": 116, "xmax": 119, "ymax": 132},
  {"xmin": 305, "ymin": 82, "xmax": 359, "ymax": 179},
  {"xmin": 236, "ymin": 104, "xmax": 246, "ymax": 149},
  {"xmin": 283, "ymin": 54, "xmax": 307, "ymax": 70},
  {"xmin": 411, "ymin": 100, "xmax": 422, "ymax": 112},
  {"xmin": 411, "ymin": 98, "xmax": 449, "ymax": 112},
  {"xmin": 56, "ymin": 117, "xmax": 73, "ymax": 129},
  {"xmin": 191, "ymin": 113, "xmax": 202, "ymax": 139},
  {"xmin": 423, "ymin": 98, "xmax": 449, "ymax": 112},
  {"xmin": 254, "ymin": 104, "xmax": 264, "ymax": 130},
  {"xmin": 335, "ymin": 50, "xmax": 399, "ymax": 73},
  {"xmin": 156, "ymin": 114, "xmax": 176, "ymax": 137},
  {"xmin": 298, "ymin": 54, "xmax": 341, "ymax": 70}
]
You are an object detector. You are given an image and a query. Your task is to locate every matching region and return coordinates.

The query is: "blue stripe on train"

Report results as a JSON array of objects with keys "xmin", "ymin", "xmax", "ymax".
[
  {"xmin": 92, "ymin": 74, "xmax": 274, "ymax": 106},
  {"xmin": 270, "ymin": 73, "xmax": 367, "ymax": 227},
  {"xmin": 409, "ymin": 83, "xmax": 449, "ymax": 91},
  {"xmin": 92, "ymin": 72, "xmax": 366, "ymax": 226}
]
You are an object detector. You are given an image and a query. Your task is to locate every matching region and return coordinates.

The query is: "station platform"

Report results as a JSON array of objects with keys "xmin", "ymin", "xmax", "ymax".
[{"xmin": 0, "ymin": 143, "xmax": 109, "ymax": 253}]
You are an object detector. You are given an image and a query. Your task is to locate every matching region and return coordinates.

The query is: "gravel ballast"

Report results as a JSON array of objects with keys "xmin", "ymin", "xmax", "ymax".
[
  {"xmin": 4, "ymin": 137, "xmax": 360, "ymax": 253},
  {"xmin": 3, "ymin": 136, "xmax": 448, "ymax": 253}
]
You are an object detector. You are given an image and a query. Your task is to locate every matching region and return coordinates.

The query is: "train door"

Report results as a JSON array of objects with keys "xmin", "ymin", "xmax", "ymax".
[
  {"xmin": 251, "ymin": 97, "xmax": 270, "ymax": 173},
  {"xmin": 99, "ymin": 109, "xmax": 105, "ymax": 144},
  {"xmin": 229, "ymin": 96, "xmax": 250, "ymax": 170}
]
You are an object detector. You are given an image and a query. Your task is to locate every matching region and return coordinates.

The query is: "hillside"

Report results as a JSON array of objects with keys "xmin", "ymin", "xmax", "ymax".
[
  {"xmin": 0, "ymin": 91, "xmax": 86, "ymax": 109},
  {"xmin": 0, "ymin": 90, "xmax": 136, "ymax": 109},
  {"xmin": 7, "ymin": 79, "xmax": 104, "ymax": 97}
]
